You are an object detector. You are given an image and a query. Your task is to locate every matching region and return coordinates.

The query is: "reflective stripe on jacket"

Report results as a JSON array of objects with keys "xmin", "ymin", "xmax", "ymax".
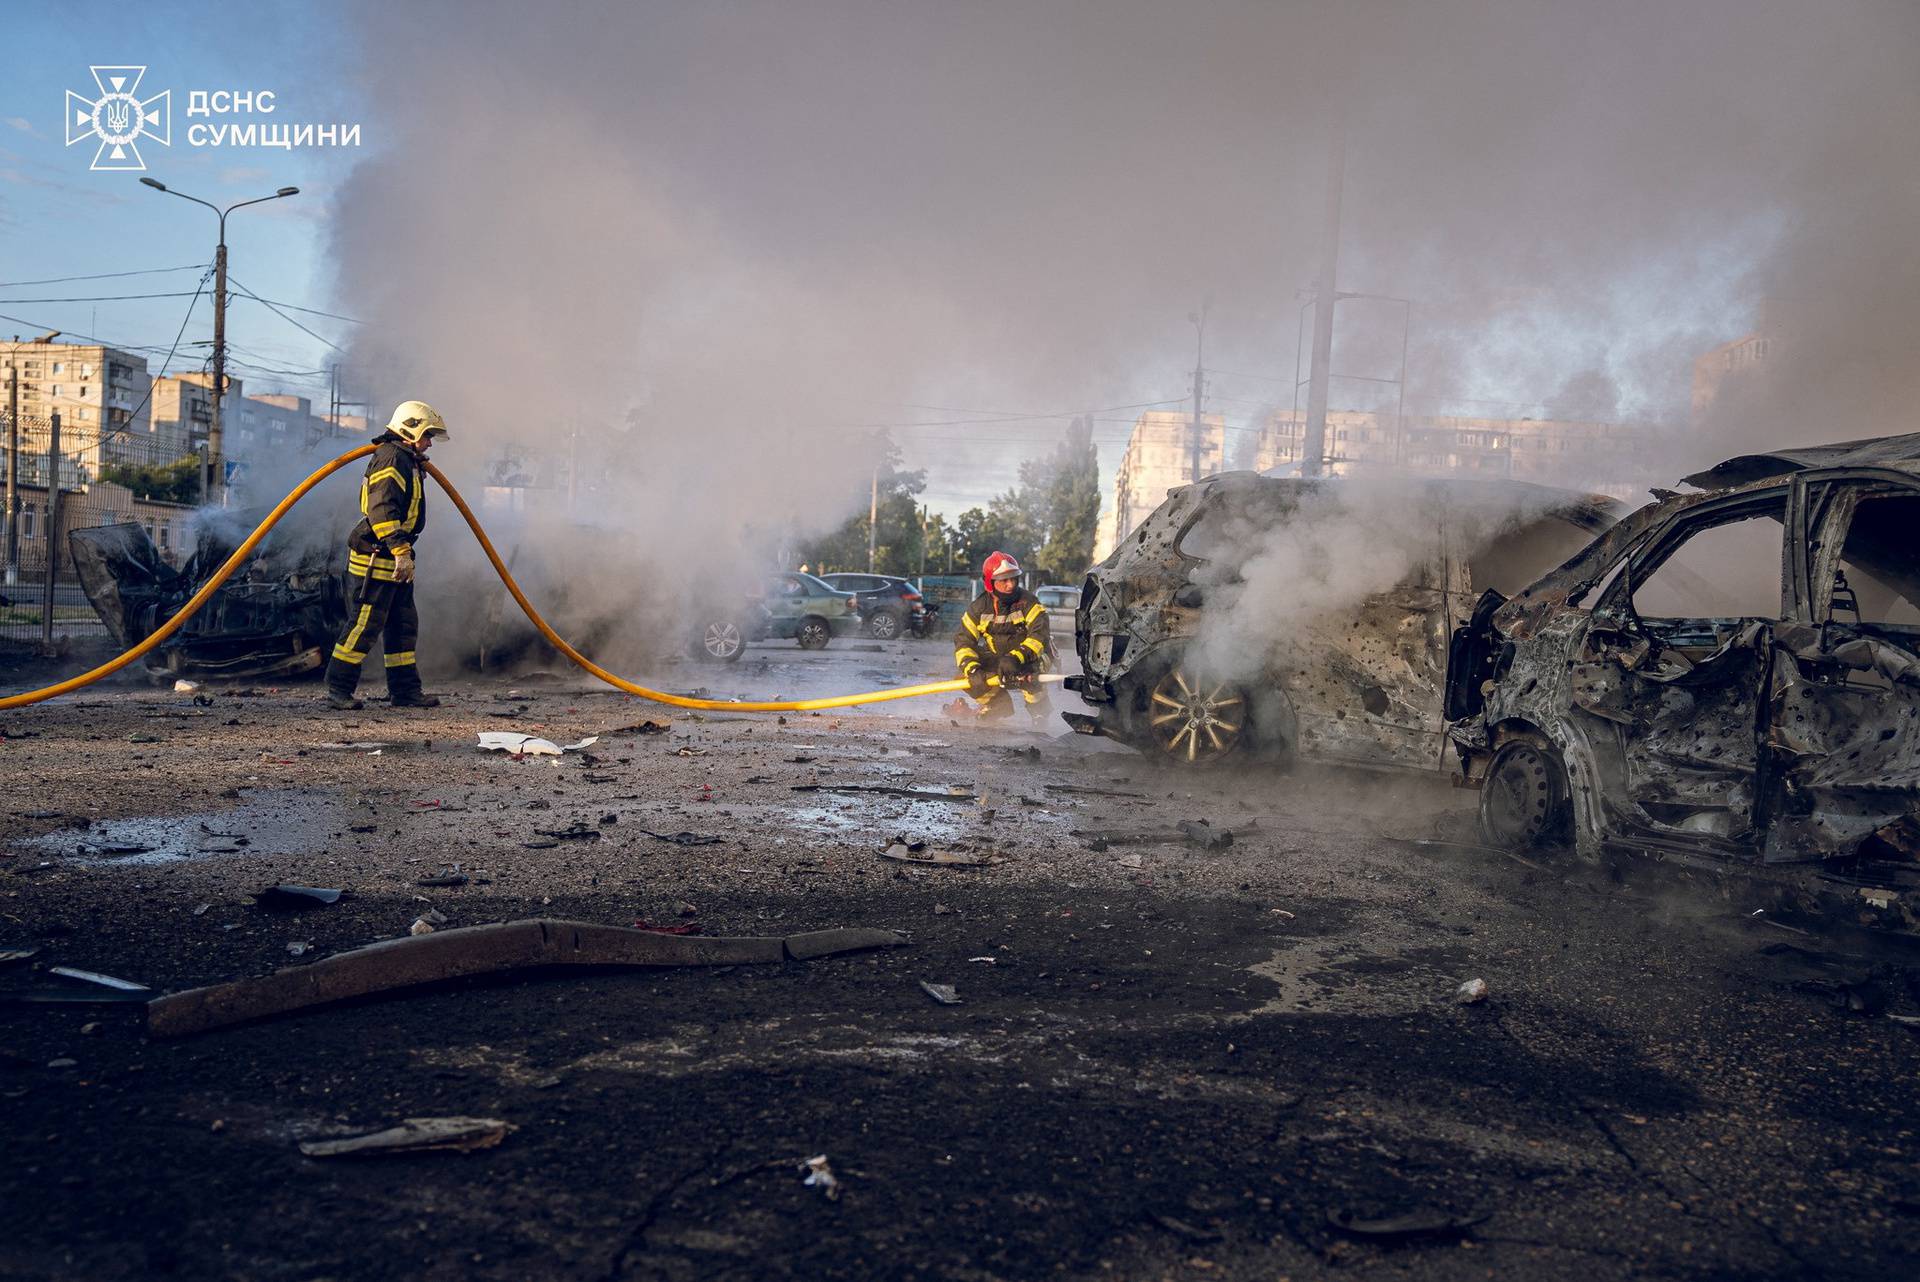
[
  {"xmin": 953, "ymin": 588, "xmax": 1050, "ymax": 671},
  {"xmin": 346, "ymin": 435, "xmax": 427, "ymax": 556}
]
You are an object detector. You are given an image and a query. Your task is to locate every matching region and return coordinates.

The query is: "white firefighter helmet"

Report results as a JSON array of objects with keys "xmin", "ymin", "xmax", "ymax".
[{"xmin": 385, "ymin": 400, "xmax": 448, "ymax": 445}]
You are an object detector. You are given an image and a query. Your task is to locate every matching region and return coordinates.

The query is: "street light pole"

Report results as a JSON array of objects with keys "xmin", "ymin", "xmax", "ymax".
[{"xmin": 138, "ymin": 178, "xmax": 298, "ymax": 504}]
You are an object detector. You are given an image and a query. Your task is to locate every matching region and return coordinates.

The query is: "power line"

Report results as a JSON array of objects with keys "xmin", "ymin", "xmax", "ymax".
[
  {"xmin": 0, "ymin": 291, "xmax": 206, "ymax": 303},
  {"xmin": 237, "ymin": 294, "xmax": 364, "ymax": 325},
  {"xmin": 227, "ymin": 277, "xmax": 346, "ymax": 354},
  {"xmin": 0, "ymin": 264, "xmax": 206, "ymax": 289}
]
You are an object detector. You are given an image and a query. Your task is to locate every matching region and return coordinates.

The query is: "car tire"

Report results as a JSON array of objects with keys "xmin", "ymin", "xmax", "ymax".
[
  {"xmin": 866, "ymin": 607, "xmax": 903, "ymax": 641},
  {"xmin": 1478, "ymin": 737, "xmax": 1572, "ymax": 851},
  {"xmin": 694, "ymin": 620, "xmax": 747, "ymax": 663},
  {"xmin": 796, "ymin": 617, "xmax": 832, "ymax": 650},
  {"xmin": 1130, "ymin": 661, "xmax": 1255, "ymax": 767}
]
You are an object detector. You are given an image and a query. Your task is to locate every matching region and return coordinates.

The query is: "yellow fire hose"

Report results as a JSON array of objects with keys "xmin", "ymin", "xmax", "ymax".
[{"xmin": 0, "ymin": 445, "xmax": 1063, "ymax": 713}]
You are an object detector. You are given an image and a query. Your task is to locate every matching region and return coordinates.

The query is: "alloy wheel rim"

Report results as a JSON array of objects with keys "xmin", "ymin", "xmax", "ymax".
[
  {"xmin": 1146, "ymin": 667, "xmax": 1244, "ymax": 763},
  {"xmin": 705, "ymin": 622, "xmax": 741, "ymax": 657}
]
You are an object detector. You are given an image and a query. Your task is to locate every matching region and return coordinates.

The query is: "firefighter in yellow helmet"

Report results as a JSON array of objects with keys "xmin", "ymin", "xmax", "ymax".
[
  {"xmin": 323, "ymin": 400, "xmax": 448, "ymax": 711},
  {"xmin": 953, "ymin": 551, "xmax": 1051, "ymax": 719}
]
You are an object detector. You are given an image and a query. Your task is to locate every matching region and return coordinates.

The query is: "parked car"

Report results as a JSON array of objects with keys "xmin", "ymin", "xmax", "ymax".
[
  {"xmin": 1032, "ymin": 584, "xmax": 1078, "ymax": 637},
  {"xmin": 693, "ymin": 571, "xmax": 860, "ymax": 661},
  {"xmin": 1066, "ymin": 472, "xmax": 1619, "ymax": 767},
  {"xmin": 1443, "ymin": 433, "xmax": 1920, "ymax": 935},
  {"xmin": 816, "ymin": 572, "xmax": 931, "ymax": 640}
]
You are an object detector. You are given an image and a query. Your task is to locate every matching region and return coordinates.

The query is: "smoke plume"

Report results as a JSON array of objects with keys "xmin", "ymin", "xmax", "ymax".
[{"xmin": 320, "ymin": 0, "xmax": 1920, "ymax": 669}]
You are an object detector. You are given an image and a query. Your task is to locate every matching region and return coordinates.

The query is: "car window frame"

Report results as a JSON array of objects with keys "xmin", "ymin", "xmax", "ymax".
[{"xmin": 1592, "ymin": 487, "xmax": 1797, "ymax": 626}]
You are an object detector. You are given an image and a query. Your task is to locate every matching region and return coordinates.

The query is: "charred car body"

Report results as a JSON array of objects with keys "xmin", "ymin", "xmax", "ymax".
[
  {"xmin": 71, "ymin": 519, "xmax": 347, "ymax": 679},
  {"xmin": 1066, "ymin": 472, "xmax": 1618, "ymax": 768},
  {"xmin": 1446, "ymin": 434, "xmax": 1920, "ymax": 932}
]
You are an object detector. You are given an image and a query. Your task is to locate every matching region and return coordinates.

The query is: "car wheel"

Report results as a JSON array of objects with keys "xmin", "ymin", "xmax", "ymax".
[
  {"xmin": 695, "ymin": 620, "xmax": 746, "ymax": 663},
  {"xmin": 1478, "ymin": 738, "xmax": 1572, "ymax": 850},
  {"xmin": 1141, "ymin": 664, "xmax": 1250, "ymax": 766},
  {"xmin": 796, "ymin": 617, "xmax": 832, "ymax": 650},
  {"xmin": 866, "ymin": 607, "xmax": 903, "ymax": 640}
]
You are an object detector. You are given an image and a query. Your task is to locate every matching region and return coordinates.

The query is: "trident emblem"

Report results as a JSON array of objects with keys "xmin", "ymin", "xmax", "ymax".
[{"xmin": 66, "ymin": 66, "xmax": 170, "ymax": 171}]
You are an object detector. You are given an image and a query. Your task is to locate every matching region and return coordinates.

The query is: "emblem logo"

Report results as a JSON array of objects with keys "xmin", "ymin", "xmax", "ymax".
[{"xmin": 66, "ymin": 66, "xmax": 170, "ymax": 171}]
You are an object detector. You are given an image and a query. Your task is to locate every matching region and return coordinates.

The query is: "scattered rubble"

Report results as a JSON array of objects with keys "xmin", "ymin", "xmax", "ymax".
[
  {"xmin": 252, "ymin": 885, "xmax": 343, "ymax": 911},
  {"xmin": 919, "ymin": 980, "xmax": 962, "ymax": 1005},
  {"xmin": 880, "ymin": 843, "xmax": 1006, "ymax": 868},
  {"xmin": 800, "ymin": 1154, "xmax": 841, "ymax": 1200},
  {"xmin": 299, "ymin": 1117, "xmax": 514, "ymax": 1159},
  {"xmin": 476, "ymin": 732, "xmax": 600, "ymax": 756},
  {"xmin": 1455, "ymin": 978, "xmax": 1489, "ymax": 1005}
]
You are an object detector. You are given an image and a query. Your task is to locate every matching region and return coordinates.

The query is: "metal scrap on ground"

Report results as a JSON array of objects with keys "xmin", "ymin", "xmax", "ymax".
[
  {"xmin": 146, "ymin": 918, "xmax": 908, "ymax": 1037},
  {"xmin": 791, "ymin": 784, "xmax": 978, "ymax": 803},
  {"xmin": 299, "ymin": 1116, "xmax": 513, "ymax": 1158},
  {"xmin": 476, "ymin": 732, "xmax": 600, "ymax": 756},
  {"xmin": 880, "ymin": 843, "xmax": 1006, "ymax": 868}
]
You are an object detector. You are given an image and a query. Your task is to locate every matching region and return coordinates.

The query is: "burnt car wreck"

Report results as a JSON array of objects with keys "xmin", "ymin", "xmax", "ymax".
[
  {"xmin": 71, "ymin": 519, "xmax": 347, "ymax": 679},
  {"xmin": 1066, "ymin": 472, "xmax": 1619, "ymax": 768},
  {"xmin": 1447, "ymin": 433, "xmax": 1920, "ymax": 933}
]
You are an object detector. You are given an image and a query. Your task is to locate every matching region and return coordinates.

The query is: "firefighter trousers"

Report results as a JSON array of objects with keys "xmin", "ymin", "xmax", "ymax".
[{"xmin": 323, "ymin": 552, "xmax": 422, "ymax": 698}]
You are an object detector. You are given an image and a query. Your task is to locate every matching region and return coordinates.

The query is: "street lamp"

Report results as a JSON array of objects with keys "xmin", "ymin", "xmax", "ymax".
[{"xmin": 139, "ymin": 178, "xmax": 299, "ymax": 502}]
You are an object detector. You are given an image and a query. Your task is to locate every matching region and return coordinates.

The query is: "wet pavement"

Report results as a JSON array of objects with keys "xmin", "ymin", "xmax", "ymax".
[{"xmin": 2, "ymin": 636, "xmax": 1918, "ymax": 1280}]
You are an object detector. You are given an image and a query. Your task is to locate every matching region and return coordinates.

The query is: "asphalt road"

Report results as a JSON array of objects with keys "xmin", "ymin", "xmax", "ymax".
[{"xmin": 2, "ymin": 637, "xmax": 1917, "ymax": 1280}]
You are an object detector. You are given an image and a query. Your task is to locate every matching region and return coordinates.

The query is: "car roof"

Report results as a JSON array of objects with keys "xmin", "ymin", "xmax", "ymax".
[{"xmin": 1679, "ymin": 431, "xmax": 1920, "ymax": 489}]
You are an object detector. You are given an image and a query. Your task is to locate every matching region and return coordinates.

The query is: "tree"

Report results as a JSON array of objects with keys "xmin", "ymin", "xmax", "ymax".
[
  {"xmin": 796, "ymin": 431, "xmax": 930, "ymax": 575},
  {"xmin": 98, "ymin": 454, "xmax": 201, "ymax": 505},
  {"xmin": 947, "ymin": 417, "xmax": 1100, "ymax": 584}
]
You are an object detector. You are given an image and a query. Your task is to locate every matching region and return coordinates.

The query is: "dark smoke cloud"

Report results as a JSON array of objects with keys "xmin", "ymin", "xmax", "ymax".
[{"xmin": 324, "ymin": 0, "xmax": 1920, "ymax": 648}]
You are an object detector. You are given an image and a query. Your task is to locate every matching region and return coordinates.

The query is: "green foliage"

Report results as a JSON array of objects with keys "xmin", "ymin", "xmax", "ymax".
[
  {"xmin": 797, "ymin": 432, "xmax": 931, "ymax": 575},
  {"xmin": 942, "ymin": 417, "xmax": 1100, "ymax": 585},
  {"xmin": 98, "ymin": 454, "xmax": 201, "ymax": 505}
]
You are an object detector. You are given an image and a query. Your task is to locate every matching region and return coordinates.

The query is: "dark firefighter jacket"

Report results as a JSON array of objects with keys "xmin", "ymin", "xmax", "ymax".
[
  {"xmin": 953, "ymin": 587, "xmax": 1051, "ymax": 675},
  {"xmin": 346, "ymin": 434, "xmax": 427, "ymax": 562}
]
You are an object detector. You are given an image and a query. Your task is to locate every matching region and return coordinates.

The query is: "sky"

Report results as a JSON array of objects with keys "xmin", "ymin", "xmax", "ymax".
[
  {"xmin": 0, "ymin": 4, "xmax": 358, "ymax": 414},
  {"xmin": 3, "ymin": 1, "xmax": 1914, "ymax": 539}
]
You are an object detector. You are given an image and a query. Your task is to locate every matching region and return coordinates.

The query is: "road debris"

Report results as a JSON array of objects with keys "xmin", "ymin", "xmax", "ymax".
[
  {"xmin": 638, "ymin": 830, "xmax": 724, "ymax": 847},
  {"xmin": 1456, "ymin": 978, "xmax": 1489, "ymax": 1004},
  {"xmin": 286, "ymin": 941, "xmax": 312, "ymax": 957},
  {"xmin": 410, "ymin": 918, "xmax": 436, "ymax": 936},
  {"xmin": 1176, "ymin": 819, "xmax": 1234, "ymax": 850},
  {"xmin": 416, "ymin": 873, "xmax": 469, "ymax": 888},
  {"xmin": 792, "ymin": 784, "xmax": 977, "ymax": 803},
  {"xmin": 476, "ymin": 732, "xmax": 600, "ymax": 756},
  {"xmin": 533, "ymin": 823, "xmax": 602, "ymax": 842},
  {"xmin": 252, "ymin": 885, "xmax": 343, "ymax": 911},
  {"xmin": 0, "ymin": 948, "xmax": 40, "ymax": 965},
  {"xmin": 299, "ymin": 1116, "xmax": 514, "ymax": 1159},
  {"xmin": 1045, "ymin": 783, "xmax": 1148, "ymax": 799},
  {"xmin": 919, "ymin": 980, "xmax": 962, "ymax": 1005},
  {"xmin": 48, "ymin": 966, "xmax": 149, "ymax": 992},
  {"xmin": 800, "ymin": 1154, "xmax": 841, "ymax": 1200},
  {"xmin": 880, "ymin": 843, "xmax": 1006, "ymax": 868},
  {"xmin": 1146, "ymin": 1212, "xmax": 1222, "ymax": 1245},
  {"xmin": 147, "ymin": 918, "xmax": 908, "ymax": 1037},
  {"xmin": 1326, "ymin": 1206, "xmax": 1488, "ymax": 1242}
]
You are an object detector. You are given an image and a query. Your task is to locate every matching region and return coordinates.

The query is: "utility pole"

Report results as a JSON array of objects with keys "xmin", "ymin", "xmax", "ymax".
[
  {"xmin": 5, "ymin": 358, "xmax": 18, "ymax": 587},
  {"xmin": 1302, "ymin": 121, "xmax": 1346, "ymax": 479},
  {"xmin": 138, "ymin": 178, "xmax": 298, "ymax": 504},
  {"xmin": 1188, "ymin": 301, "xmax": 1209, "ymax": 484},
  {"xmin": 40, "ymin": 412, "xmax": 61, "ymax": 653},
  {"xmin": 867, "ymin": 465, "xmax": 879, "ymax": 573},
  {"xmin": 209, "ymin": 234, "xmax": 228, "ymax": 503}
]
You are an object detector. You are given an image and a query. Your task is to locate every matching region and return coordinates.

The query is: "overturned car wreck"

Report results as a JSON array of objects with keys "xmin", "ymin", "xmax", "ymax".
[
  {"xmin": 71, "ymin": 519, "xmax": 347, "ymax": 679},
  {"xmin": 1447, "ymin": 433, "xmax": 1920, "ymax": 933}
]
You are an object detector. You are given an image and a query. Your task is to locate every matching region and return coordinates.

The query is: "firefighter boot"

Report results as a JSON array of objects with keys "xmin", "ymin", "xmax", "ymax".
[
  {"xmin": 322, "ymin": 653, "xmax": 365, "ymax": 710},
  {"xmin": 385, "ymin": 666, "xmax": 440, "ymax": 709}
]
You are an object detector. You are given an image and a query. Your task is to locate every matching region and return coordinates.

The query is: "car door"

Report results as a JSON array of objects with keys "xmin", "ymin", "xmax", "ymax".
[
  {"xmin": 764, "ymin": 575, "xmax": 809, "ymax": 627},
  {"xmin": 1571, "ymin": 489, "xmax": 1791, "ymax": 853},
  {"xmin": 1760, "ymin": 473, "xmax": 1920, "ymax": 861}
]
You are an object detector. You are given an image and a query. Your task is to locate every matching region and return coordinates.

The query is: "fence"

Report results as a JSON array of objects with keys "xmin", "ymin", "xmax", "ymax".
[{"xmin": 1, "ymin": 411, "xmax": 199, "ymax": 654}]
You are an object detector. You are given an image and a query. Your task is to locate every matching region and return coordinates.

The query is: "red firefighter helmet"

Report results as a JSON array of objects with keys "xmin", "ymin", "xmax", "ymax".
[{"xmin": 982, "ymin": 551, "xmax": 1022, "ymax": 593}]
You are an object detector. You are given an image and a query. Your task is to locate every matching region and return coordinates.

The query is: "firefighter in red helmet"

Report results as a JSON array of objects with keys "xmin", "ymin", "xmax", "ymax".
[{"xmin": 953, "ymin": 551, "xmax": 1051, "ymax": 719}]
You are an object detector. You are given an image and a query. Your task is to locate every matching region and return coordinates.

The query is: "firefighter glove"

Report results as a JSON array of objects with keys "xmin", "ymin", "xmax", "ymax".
[
  {"xmin": 965, "ymin": 664, "xmax": 989, "ymax": 696},
  {"xmin": 391, "ymin": 546, "xmax": 416, "ymax": 584}
]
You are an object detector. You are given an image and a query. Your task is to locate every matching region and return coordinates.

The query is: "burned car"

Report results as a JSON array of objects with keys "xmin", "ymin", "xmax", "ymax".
[
  {"xmin": 1065, "ymin": 472, "xmax": 1618, "ymax": 767},
  {"xmin": 1445, "ymin": 433, "xmax": 1920, "ymax": 931},
  {"xmin": 71, "ymin": 519, "xmax": 347, "ymax": 679}
]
